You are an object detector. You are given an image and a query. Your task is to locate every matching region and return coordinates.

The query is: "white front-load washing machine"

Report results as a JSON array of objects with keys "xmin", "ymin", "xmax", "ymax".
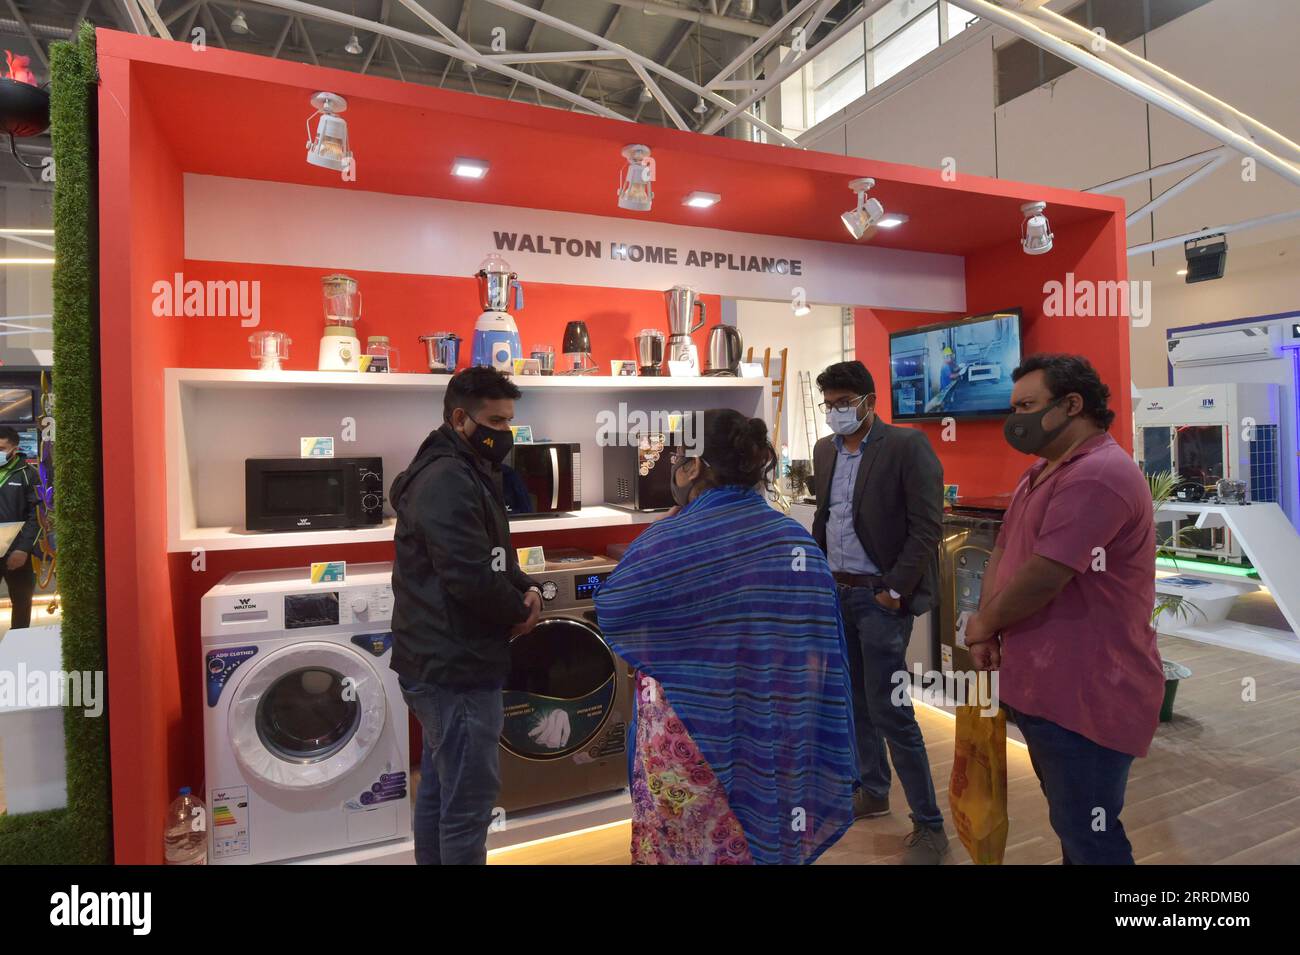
[{"xmin": 201, "ymin": 562, "xmax": 411, "ymax": 864}]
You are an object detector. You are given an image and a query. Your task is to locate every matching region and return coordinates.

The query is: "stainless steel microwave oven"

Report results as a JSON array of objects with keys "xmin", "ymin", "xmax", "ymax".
[
  {"xmin": 245, "ymin": 457, "xmax": 384, "ymax": 531},
  {"xmin": 503, "ymin": 442, "xmax": 581, "ymax": 515}
]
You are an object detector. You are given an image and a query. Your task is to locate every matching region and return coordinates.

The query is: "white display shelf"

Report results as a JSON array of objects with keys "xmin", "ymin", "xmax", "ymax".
[
  {"xmin": 166, "ymin": 367, "xmax": 770, "ymax": 553},
  {"xmin": 171, "ymin": 368, "xmax": 769, "ymax": 392},
  {"xmin": 176, "ymin": 507, "xmax": 662, "ymax": 552}
]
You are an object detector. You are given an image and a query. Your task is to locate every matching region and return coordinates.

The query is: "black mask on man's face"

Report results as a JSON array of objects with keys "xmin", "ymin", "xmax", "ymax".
[
  {"xmin": 464, "ymin": 416, "xmax": 513, "ymax": 464},
  {"xmin": 1003, "ymin": 397, "xmax": 1070, "ymax": 456}
]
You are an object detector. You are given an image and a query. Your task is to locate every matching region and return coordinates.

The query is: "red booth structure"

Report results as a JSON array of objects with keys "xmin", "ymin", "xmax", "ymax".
[{"xmin": 95, "ymin": 28, "xmax": 1130, "ymax": 863}]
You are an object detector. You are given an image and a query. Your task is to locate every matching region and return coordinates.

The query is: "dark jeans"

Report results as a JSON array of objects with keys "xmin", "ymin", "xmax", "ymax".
[
  {"xmin": 1007, "ymin": 705, "xmax": 1136, "ymax": 865},
  {"xmin": 399, "ymin": 677, "xmax": 504, "ymax": 865},
  {"xmin": 4, "ymin": 559, "xmax": 33, "ymax": 631},
  {"xmin": 838, "ymin": 585, "xmax": 944, "ymax": 830}
]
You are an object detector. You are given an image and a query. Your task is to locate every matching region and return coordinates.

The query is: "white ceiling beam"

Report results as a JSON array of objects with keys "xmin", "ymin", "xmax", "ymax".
[
  {"xmin": 945, "ymin": 0, "xmax": 1300, "ymax": 189},
  {"xmin": 600, "ymin": 0, "xmax": 769, "ymax": 39},
  {"xmin": 244, "ymin": 0, "xmax": 631, "ymax": 121}
]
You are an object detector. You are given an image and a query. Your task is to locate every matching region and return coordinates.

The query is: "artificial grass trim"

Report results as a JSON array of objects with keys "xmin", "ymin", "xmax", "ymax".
[{"xmin": 0, "ymin": 20, "xmax": 110, "ymax": 865}]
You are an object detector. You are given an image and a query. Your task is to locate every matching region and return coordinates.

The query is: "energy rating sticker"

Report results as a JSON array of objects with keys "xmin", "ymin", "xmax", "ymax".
[
  {"xmin": 300, "ymin": 436, "xmax": 335, "ymax": 457},
  {"xmin": 311, "ymin": 561, "xmax": 346, "ymax": 583}
]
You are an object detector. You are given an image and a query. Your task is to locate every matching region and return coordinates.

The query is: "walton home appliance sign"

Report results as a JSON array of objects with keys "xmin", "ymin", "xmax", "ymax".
[{"xmin": 184, "ymin": 175, "xmax": 965, "ymax": 312}]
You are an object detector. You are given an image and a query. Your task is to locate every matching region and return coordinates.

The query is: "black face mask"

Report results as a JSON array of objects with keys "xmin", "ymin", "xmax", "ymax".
[
  {"xmin": 1003, "ymin": 397, "xmax": 1070, "ymax": 456},
  {"xmin": 465, "ymin": 416, "xmax": 514, "ymax": 464},
  {"xmin": 670, "ymin": 458, "xmax": 707, "ymax": 507}
]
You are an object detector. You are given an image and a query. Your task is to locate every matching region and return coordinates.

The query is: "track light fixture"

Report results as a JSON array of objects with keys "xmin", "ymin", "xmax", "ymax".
[
  {"xmin": 841, "ymin": 178, "xmax": 884, "ymax": 240},
  {"xmin": 617, "ymin": 144, "xmax": 654, "ymax": 212},
  {"xmin": 231, "ymin": 10, "xmax": 250, "ymax": 35},
  {"xmin": 1020, "ymin": 201, "xmax": 1053, "ymax": 255},
  {"xmin": 305, "ymin": 92, "xmax": 353, "ymax": 173}
]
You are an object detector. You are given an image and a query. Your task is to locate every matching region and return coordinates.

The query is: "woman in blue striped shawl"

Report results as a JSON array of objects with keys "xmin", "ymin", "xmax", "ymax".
[{"xmin": 595, "ymin": 409, "xmax": 857, "ymax": 864}]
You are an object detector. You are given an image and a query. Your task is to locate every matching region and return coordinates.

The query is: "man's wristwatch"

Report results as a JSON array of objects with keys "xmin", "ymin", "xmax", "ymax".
[{"xmin": 526, "ymin": 585, "xmax": 543, "ymax": 601}]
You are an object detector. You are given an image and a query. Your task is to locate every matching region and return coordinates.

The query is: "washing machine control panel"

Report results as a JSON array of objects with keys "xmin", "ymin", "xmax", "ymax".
[{"xmin": 283, "ymin": 583, "xmax": 395, "ymax": 629}]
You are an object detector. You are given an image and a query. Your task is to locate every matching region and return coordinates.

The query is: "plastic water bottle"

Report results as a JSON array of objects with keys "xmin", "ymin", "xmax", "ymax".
[{"xmin": 164, "ymin": 786, "xmax": 208, "ymax": 865}]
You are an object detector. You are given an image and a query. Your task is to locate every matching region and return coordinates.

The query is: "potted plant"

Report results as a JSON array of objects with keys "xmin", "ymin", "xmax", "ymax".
[{"xmin": 1147, "ymin": 467, "xmax": 1197, "ymax": 721}]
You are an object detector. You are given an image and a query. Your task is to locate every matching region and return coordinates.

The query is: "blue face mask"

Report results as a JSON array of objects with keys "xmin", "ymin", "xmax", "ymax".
[{"xmin": 826, "ymin": 397, "xmax": 868, "ymax": 436}]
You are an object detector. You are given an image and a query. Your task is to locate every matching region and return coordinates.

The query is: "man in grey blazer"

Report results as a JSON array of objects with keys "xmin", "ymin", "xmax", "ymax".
[{"xmin": 812, "ymin": 360, "xmax": 947, "ymax": 864}]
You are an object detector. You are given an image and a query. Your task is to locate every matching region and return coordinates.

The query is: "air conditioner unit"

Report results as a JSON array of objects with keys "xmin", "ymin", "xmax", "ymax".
[{"xmin": 1167, "ymin": 326, "xmax": 1278, "ymax": 368}]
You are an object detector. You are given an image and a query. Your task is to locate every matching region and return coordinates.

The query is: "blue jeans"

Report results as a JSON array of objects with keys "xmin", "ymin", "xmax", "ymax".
[
  {"xmin": 838, "ymin": 585, "xmax": 944, "ymax": 830},
  {"xmin": 399, "ymin": 678, "xmax": 504, "ymax": 865},
  {"xmin": 1007, "ymin": 706, "xmax": 1136, "ymax": 865}
]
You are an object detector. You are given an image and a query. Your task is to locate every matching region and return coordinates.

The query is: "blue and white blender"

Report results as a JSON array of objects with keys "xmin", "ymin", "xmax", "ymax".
[{"xmin": 471, "ymin": 253, "xmax": 524, "ymax": 372}]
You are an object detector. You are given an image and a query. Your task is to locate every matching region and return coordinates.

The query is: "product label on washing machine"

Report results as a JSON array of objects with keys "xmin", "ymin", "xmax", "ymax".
[
  {"xmin": 205, "ymin": 646, "xmax": 258, "ymax": 707},
  {"xmin": 211, "ymin": 786, "xmax": 250, "ymax": 860}
]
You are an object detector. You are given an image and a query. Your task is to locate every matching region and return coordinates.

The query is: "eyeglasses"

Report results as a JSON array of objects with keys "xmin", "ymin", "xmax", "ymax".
[
  {"xmin": 817, "ymin": 394, "xmax": 870, "ymax": 414},
  {"xmin": 669, "ymin": 451, "xmax": 709, "ymax": 469}
]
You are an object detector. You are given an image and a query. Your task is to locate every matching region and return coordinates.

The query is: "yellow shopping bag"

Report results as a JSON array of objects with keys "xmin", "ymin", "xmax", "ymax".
[{"xmin": 949, "ymin": 705, "xmax": 1009, "ymax": 864}]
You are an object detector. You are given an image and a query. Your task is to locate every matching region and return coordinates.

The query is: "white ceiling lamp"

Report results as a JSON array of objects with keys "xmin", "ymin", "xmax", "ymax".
[
  {"xmin": 617, "ymin": 144, "xmax": 654, "ymax": 212},
  {"xmin": 792, "ymin": 303, "xmax": 811, "ymax": 317},
  {"xmin": 231, "ymin": 9, "xmax": 250, "ymax": 35},
  {"xmin": 693, "ymin": 97, "xmax": 708, "ymax": 115},
  {"xmin": 305, "ymin": 92, "xmax": 353, "ymax": 172},
  {"xmin": 682, "ymin": 191, "xmax": 720, "ymax": 209},
  {"xmin": 345, "ymin": 34, "xmax": 363, "ymax": 55},
  {"xmin": 841, "ymin": 178, "xmax": 884, "ymax": 240},
  {"xmin": 639, "ymin": 85, "xmax": 653, "ymax": 103},
  {"xmin": 876, "ymin": 213, "xmax": 909, "ymax": 229},
  {"xmin": 1021, "ymin": 201, "xmax": 1054, "ymax": 255},
  {"xmin": 452, "ymin": 157, "xmax": 490, "ymax": 179}
]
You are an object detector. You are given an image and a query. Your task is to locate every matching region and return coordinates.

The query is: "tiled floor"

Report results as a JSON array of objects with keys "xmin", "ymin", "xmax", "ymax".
[{"xmin": 492, "ymin": 635, "xmax": 1300, "ymax": 865}]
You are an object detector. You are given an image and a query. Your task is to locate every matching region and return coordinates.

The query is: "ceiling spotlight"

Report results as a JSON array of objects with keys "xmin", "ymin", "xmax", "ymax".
[
  {"xmin": 1176, "ymin": 269, "xmax": 1188, "ymax": 276},
  {"xmin": 231, "ymin": 10, "xmax": 250, "ymax": 34},
  {"xmin": 1020, "ymin": 201, "xmax": 1053, "ymax": 255},
  {"xmin": 876, "ymin": 213, "xmax": 909, "ymax": 229},
  {"xmin": 693, "ymin": 97, "xmax": 708, "ymax": 114},
  {"xmin": 793, "ymin": 303, "xmax": 811, "ymax": 317},
  {"xmin": 639, "ymin": 85, "xmax": 653, "ymax": 103},
  {"xmin": 1184, "ymin": 233, "xmax": 1227, "ymax": 283},
  {"xmin": 305, "ymin": 92, "xmax": 353, "ymax": 173},
  {"xmin": 452, "ymin": 157, "xmax": 490, "ymax": 179},
  {"xmin": 617, "ymin": 144, "xmax": 654, "ymax": 212},
  {"xmin": 682, "ymin": 191, "xmax": 720, "ymax": 209},
  {"xmin": 841, "ymin": 177, "xmax": 884, "ymax": 241},
  {"xmin": 345, "ymin": 34, "xmax": 363, "ymax": 55}
]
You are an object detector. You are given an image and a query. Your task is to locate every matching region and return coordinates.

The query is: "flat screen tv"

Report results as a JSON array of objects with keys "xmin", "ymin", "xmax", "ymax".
[{"xmin": 889, "ymin": 309, "xmax": 1022, "ymax": 420}]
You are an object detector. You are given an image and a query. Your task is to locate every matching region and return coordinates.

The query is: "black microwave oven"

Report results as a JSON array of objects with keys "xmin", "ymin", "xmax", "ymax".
[
  {"xmin": 503, "ymin": 442, "xmax": 581, "ymax": 515},
  {"xmin": 245, "ymin": 457, "xmax": 384, "ymax": 531},
  {"xmin": 602, "ymin": 434, "xmax": 685, "ymax": 512}
]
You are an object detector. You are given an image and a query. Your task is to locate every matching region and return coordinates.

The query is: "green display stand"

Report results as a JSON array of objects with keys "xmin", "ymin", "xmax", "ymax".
[{"xmin": 0, "ymin": 22, "xmax": 110, "ymax": 865}]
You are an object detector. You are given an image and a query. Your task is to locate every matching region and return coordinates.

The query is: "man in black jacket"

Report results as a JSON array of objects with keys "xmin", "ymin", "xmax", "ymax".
[
  {"xmin": 390, "ymin": 368, "xmax": 543, "ymax": 865},
  {"xmin": 0, "ymin": 427, "xmax": 39, "ymax": 632},
  {"xmin": 812, "ymin": 361, "xmax": 947, "ymax": 864}
]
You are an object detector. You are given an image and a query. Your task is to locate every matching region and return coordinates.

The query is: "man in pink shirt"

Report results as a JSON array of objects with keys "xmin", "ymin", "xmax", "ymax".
[{"xmin": 964, "ymin": 354, "xmax": 1164, "ymax": 865}]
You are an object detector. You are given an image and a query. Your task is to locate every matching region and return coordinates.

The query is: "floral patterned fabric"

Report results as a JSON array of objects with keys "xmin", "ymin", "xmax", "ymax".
[{"xmin": 630, "ymin": 672, "xmax": 753, "ymax": 865}]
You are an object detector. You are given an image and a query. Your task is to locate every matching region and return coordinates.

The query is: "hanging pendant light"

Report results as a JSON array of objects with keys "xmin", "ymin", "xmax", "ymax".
[{"xmin": 345, "ymin": 34, "xmax": 363, "ymax": 55}]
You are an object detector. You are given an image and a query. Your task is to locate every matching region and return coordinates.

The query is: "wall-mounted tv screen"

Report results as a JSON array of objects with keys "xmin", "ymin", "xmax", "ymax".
[{"xmin": 889, "ymin": 310, "xmax": 1022, "ymax": 420}]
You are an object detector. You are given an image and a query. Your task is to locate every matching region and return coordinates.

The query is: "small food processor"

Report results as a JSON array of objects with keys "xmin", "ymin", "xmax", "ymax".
[{"xmin": 249, "ymin": 331, "xmax": 292, "ymax": 371}]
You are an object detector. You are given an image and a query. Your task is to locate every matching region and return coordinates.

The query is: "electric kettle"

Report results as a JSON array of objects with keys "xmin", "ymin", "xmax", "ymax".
[{"xmin": 704, "ymin": 324, "xmax": 743, "ymax": 376}]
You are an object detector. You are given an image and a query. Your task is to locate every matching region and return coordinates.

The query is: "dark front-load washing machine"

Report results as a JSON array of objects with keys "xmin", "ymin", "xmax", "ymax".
[{"xmin": 498, "ymin": 551, "xmax": 634, "ymax": 812}]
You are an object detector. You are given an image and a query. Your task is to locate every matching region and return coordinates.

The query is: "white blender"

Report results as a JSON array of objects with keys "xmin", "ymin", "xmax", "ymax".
[
  {"xmin": 472, "ymin": 254, "xmax": 524, "ymax": 372},
  {"xmin": 319, "ymin": 273, "xmax": 362, "ymax": 372}
]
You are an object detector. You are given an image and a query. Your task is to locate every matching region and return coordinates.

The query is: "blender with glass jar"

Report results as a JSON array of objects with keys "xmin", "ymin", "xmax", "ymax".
[
  {"xmin": 471, "ymin": 254, "xmax": 523, "ymax": 372},
  {"xmin": 319, "ymin": 273, "xmax": 363, "ymax": 371}
]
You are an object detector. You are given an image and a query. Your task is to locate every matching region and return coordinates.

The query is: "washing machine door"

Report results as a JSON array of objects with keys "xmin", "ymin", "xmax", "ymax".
[
  {"xmin": 227, "ymin": 641, "xmax": 388, "ymax": 791},
  {"xmin": 501, "ymin": 616, "xmax": 618, "ymax": 760}
]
